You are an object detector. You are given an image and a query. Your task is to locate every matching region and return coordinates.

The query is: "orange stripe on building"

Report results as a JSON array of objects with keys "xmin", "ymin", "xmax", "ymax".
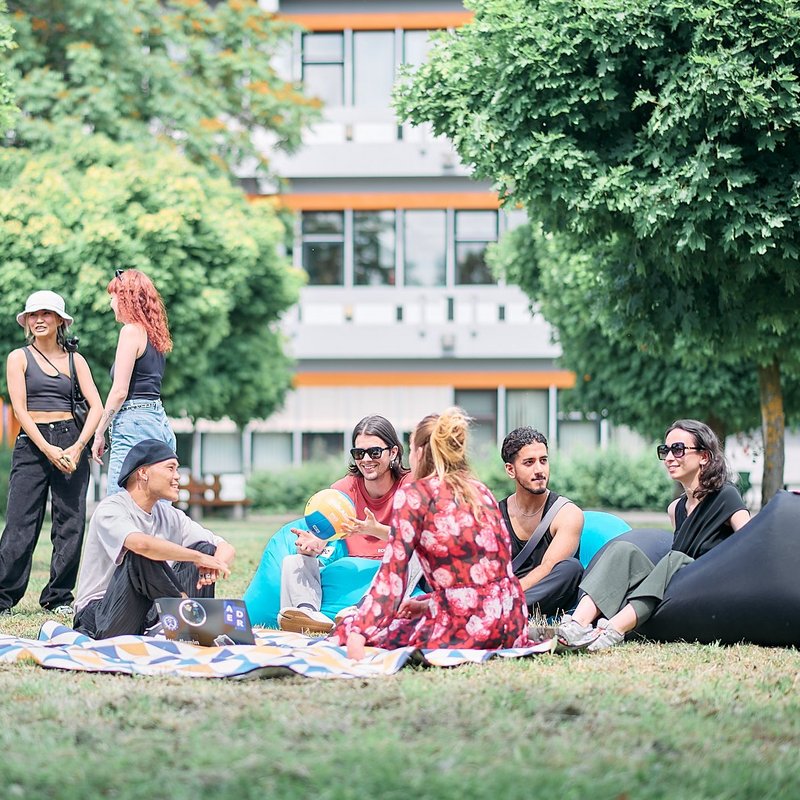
[
  {"xmin": 277, "ymin": 12, "xmax": 474, "ymax": 31},
  {"xmin": 254, "ymin": 192, "xmax": 501, "ymax": 211},
  {"xmin": 293, "ymin": 371, "xmax": 576, "ymax": 390}
]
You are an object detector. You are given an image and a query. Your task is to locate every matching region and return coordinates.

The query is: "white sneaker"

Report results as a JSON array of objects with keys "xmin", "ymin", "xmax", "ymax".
[
  {"xmin": 334, "ymin": 605, "xmax": 358, "ymax": 622},
  {"xmin": 51, "ymin": 605, "xmax": 74, "ymax": 618},
  {"xmin": 278, "ymin": 607, "xmax": 334, "ymax": 635}
]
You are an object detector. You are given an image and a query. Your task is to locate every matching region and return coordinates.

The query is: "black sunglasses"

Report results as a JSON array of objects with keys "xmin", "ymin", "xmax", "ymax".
[
  {"xmin": 114, "ymin": 269, "xmax": 125, "ymax": 281},
  {"xmin": 350, "ymin": 446, "xmax": 391, "ymax": 460},
  {"xmin": 657, "ymin": 442, "xmax": 703, "ymax": 460}
]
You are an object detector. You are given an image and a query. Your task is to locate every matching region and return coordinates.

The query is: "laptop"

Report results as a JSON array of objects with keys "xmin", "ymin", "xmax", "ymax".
[{"xmin": 154, "ymin": 597, "xmax": 255, "ymax": 647}]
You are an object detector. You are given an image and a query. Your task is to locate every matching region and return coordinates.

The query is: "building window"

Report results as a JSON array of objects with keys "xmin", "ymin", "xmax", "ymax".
[
  {"xmin": 506, "ymin": 390, "xmax": 550, "ymax": 441},
  {"xmin": 354, "ymin": 211, "xmax": 396, "ymax": 286},
  {"xmin": 455, "ymin": 389, "xmax": 497, "ymax": 460},
  {"xmin": 302, "ymin": 432, "xmax": 344, "ymax": 462},
  {"xmin": 251, "ymin": 432, "xmax": 293, "ymax": 471},
  {"xmin": 403, "ymin": 29, "xmax": 433, "ymax": 67},
  {"xmin": 302, "ymin": 32, "xmax": 344, "ymax": 106},
  {"xmin": 200, "ymin": 432, "xmax": 243, "ymax": 475},
  {"xmin": 302, "ymin": 211, "xmax": 344, "ymax": 285},
  {"xmin": 455, "ymin": 211, "xmax": 498, "ymax": 285},
  {"xmin": 404, "ymin": 210, "xmax": 447, "ymax": 287},
  {"xmin": 353, "ymin": 31, "xmax": 395, "ymax": 109},
  {"xmin": 558, "ymin": 420, "xmax": 600, "ymax": 455}
]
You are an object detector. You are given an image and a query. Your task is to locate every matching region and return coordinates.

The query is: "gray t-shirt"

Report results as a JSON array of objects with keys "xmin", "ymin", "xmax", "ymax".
[{"xmin": 75, "ymin": 492, "xmax": 226, "ymax": 612}]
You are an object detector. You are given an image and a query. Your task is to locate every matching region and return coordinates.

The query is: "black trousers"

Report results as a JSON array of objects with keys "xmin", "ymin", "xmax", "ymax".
[
  {"xmin": 74, "ymin": 542, "xmax": 216, "ymax": 639},
  {"xmin": 0, "ymin": 421, "xmax": 89, "ymax": 611},
  {"xmin": 522, "ymin": 557, "xmax": 584, "ymax": 617}
]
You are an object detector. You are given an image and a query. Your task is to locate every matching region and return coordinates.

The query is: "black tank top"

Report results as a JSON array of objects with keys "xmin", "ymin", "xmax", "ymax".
[
  {"xmin": 23, "ymin": 347, "xmax": 73, "ymax": 411},
  {"xmin": 110, "ymin": 339, "xmax": 166, "ymax": 401},
  {"xmin": 500, "ymin": 491, "xmax": 563, "ymax": 579}
]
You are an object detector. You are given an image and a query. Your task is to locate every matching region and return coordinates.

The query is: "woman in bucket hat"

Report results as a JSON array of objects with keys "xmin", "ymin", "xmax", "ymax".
[{"xmin": 0, "ymin": 291, "xmax": 103, "ymax": 617}]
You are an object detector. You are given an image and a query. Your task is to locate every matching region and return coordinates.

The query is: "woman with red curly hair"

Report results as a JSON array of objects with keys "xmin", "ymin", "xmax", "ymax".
[{"xmin": 91, "ymin": 269, "xmax": 176, "ymax": 494}]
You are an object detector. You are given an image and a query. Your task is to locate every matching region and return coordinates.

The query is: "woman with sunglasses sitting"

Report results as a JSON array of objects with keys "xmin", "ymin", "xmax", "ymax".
[
  {"xmin": 91, "ymin": 269, "xmax": 176, "ymax": 494},
  {"xmin": 332, "ymin": 407, "xmax": 529, "ymax": 659},
  {"xmin": 556, "ymin": 419, "xmax": 750, "ymax": 652},
  {"xmin": 277, "ymin": 414, "xmax": 412, "ymax": 634}
]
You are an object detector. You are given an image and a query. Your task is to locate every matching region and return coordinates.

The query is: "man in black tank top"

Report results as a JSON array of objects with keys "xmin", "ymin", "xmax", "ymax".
[{"xmin": 500, "ymin": 428, "xmax": 585, "ymax": 617}]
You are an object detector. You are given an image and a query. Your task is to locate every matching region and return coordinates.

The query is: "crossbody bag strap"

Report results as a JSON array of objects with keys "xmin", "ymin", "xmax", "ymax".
[{"xmin": 511, "ymin": 495, "xmax": 570, "ymax": 572}]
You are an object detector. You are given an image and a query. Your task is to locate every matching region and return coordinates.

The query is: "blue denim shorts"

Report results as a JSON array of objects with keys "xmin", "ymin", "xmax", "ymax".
[{"xmin": 107, "ymin": 399, "xmax": 176, "ymax": 495}]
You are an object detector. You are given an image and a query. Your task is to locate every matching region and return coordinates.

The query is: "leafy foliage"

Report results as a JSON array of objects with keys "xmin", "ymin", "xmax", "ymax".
[
  {"xmin": 397, "ymin": 0, "xmax": 800, "ymax": 497},
  {"xmin": 0, "ymin": 2, "xmax": 16, "ymax": 132},
  {"xmin": 0, "ymin": 134, "xmax": 302, "ymax": 425},
  {"xmin": 6, "ymin": 0, "xmax": 319, "ymax": 177},
  {"xmin": 246, "ymin": 459, "xmax": 344, "ymax": 514},
  {"xmin": 489, "ymin": 224, "xmax": 800, "ymax": 441}
]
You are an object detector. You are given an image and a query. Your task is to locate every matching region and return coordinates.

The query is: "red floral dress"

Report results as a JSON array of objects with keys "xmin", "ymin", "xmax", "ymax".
[{"xmin": 331, "ymin": 476, "xmax": 529, "ymax": 650}]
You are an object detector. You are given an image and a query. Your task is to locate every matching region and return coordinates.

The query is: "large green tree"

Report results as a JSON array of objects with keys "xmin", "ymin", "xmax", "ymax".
[
  {"xmin": 0, "ymin": 134, "xmax": 301, "ymax": 426},
  {"xmin": 6, "ymin": 0, "xmax": 318, "ymax": 176},
  {"xmin": 490, "ymin": 223, "xmax": 800, "ymax": 444},
  {"xmin": 397, "ymin": 0, "xmax": 800, "ymax": 503},
  {"xmin": 1, "ymin": 1, "xmax": 319, "ymax": 425}
]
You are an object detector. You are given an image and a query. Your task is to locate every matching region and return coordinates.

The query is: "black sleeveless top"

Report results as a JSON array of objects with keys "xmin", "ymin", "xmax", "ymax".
[
  {"xmin": 110, "ymin": 339, "xmax": 166, "ymax": 401},
  {"xmin": 672, "ymin": 483, "xmax": 747, "ymax": 559},
  {"xmin": 500, "ymin": 491, "xmax": 563, "ymax": 579},
  {"xmin": 23, "ymin": 347, "xmax": 72, "ymax": 411}
]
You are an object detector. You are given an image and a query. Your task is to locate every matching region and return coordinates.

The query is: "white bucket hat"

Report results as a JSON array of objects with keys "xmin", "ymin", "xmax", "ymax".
[{"xmin": 16, "ymin": 290, "xmax": 74, "ymax": 328}]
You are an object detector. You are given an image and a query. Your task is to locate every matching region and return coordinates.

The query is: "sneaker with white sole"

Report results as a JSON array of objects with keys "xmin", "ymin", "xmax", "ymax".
[
  {"xmin": 334, "ymin": 605, "xmax": 358, "ymax": 623},
  {"xmin": 50, "ymin": 605, "xmax": 74, "ymax": 618},
  {"xmin": 555, "ymin": 613, "xmax": 599, "ymax": 651},
  {"xmin": 278, "ymin": 607, "xmax": 334, "ymax": 635},
  {"xmin": 587, "ymin": 619, "xmax": 625, "ymax": 652}
]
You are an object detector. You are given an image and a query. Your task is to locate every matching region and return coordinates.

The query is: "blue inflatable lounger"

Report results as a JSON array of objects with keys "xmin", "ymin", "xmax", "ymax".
[{"xmin": 243, "ymin": 519, "xmax": 385, "ymax": 628}]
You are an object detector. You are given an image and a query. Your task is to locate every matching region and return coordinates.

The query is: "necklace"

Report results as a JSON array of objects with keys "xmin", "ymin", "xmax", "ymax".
[{"xmin": 513, "ymin": 494, "xmax": 548, "ymax": 518}]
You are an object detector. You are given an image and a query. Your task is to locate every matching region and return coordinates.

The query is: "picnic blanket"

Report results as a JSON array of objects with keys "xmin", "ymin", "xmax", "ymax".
[{"xmin": 0, "ymin": 621, "xmax": 556, "ymax": 680}]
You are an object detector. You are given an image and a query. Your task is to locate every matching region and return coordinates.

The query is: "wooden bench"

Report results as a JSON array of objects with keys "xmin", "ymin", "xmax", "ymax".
[{"xmin": 177, "ymin": 474, "xmax": 252, "ymax": 521}]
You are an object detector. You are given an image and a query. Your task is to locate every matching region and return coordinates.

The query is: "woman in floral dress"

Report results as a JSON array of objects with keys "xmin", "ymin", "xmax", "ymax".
[{"xmin": 332, "ymin": 407, "xmax": 529, "ymax": 659}]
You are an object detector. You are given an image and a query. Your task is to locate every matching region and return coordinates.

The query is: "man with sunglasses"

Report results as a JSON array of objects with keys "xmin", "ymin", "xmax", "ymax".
[
  {"xmin": 278, "ymin": 415, "xmax": 413, "ymax": 634},
  {"xmin": 499, "ymin": 427, "xmax": 585, "ymax": 622}
]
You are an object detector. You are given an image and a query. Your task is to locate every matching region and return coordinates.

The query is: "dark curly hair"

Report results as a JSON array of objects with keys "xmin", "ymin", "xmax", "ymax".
[
  {"xmin": 501, "ymin": 427, "xmax": 548, "ymax": 464},
  {"xmin": 665, "ymin": 419, "xmax": 732, "ymax": 499}
]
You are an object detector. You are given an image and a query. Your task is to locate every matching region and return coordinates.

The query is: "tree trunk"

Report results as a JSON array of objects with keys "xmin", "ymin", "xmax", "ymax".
[
  {"xmin": 757, "ymin": 360, "xmax": 785, "ymax": 507},
  {"xmin": 706, "ymin": 413, "xmax": 727, "ymax": 449}
]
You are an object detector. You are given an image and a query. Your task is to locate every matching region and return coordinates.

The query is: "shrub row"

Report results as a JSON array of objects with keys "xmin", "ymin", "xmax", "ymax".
[{"xmin": 245, "ymin": 448, "xmax": 676, "ymax": 515}]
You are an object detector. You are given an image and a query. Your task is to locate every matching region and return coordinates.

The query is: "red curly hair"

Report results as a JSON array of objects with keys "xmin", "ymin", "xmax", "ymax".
[{"xmin": 107, "ymin": 269, "xmax": 173, "ymax": 353}]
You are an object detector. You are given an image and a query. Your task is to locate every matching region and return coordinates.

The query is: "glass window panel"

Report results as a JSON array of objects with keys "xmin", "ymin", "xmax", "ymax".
[
  {"xmin": 302, "ymin": 211, "xmax": 343, "ymax": 235},
  {"xmin": 251, "ymin": 432, "xmax": 293, "ymax": 471},
  {"xmin": 302, "ymin": 63, "xmax": 343, "ymax": 106},
  {"xmin": 302, "ymin": 432, "xmax": 344, "ymax": 462},
  {"xmin": 353, "ymin": 32, "xmax": 395, "ymax": 109},
  {"xmin": 558, "ymin": 420, "xmax": 599, "ymax": 455},
  {"xmin": 174, "ymin": 432, "xmax": 194, "ymax": 469},
  {"xmin": 506, "ymin": 390, "xmax": 549, "ymax": 440},
  {"xmin": 455, "ymin": 390, "xmax": 497, "ymax": 460},
  {"xmin": 456, "ymin": 210, "xmax": 498, "ymax": 240},
  {"xmin": 404, "ymin": 210, "xmax": 446, "ymax": 287},
  {"xmin": 302, "ymin": 33, "xmax": 343, "ymax": 62},
  {"xmin": 456, "ymin": 241, "xmax": 494, "ymax": 285},
  {"xmin": 404, "ymin": 30, "xmax": 433, "ymax": 67},
  {"xmin": 354, "ymin": 210, "xmax": 396, "ymax": 286},
  {"xmin": 303, "ymin": 242, "xmax": 343, "ymax": 285},
  {"xmin": 200, "ymin": 432, "xmax": 242, "ymax": 474}
]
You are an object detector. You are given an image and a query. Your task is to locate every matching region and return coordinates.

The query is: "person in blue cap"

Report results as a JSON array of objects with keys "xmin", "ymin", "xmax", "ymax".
[{"xmin": 73, "ymin": 439, "xmax": 236, "ymax": 638}]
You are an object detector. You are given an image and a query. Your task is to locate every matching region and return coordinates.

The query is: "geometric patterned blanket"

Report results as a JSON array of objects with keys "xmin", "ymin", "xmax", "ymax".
[{"xmin": 0, "ymin": 621, "xmax": 555, "ymax": 679}]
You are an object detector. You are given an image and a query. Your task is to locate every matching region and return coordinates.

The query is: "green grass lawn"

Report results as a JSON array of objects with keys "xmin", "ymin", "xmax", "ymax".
[{"xmin": 1, "ymin": 515, "xmax": 798, "ymax": 800}]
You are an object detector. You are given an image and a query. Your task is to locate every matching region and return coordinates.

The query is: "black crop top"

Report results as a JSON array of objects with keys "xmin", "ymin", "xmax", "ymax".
[
  {"xmin": 23, "ymin": 347, "xmax": 73, "ymax": 411},
  {"xmin": 110, "ymin": 339, "xmax": 166, "ymax": 401}
]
